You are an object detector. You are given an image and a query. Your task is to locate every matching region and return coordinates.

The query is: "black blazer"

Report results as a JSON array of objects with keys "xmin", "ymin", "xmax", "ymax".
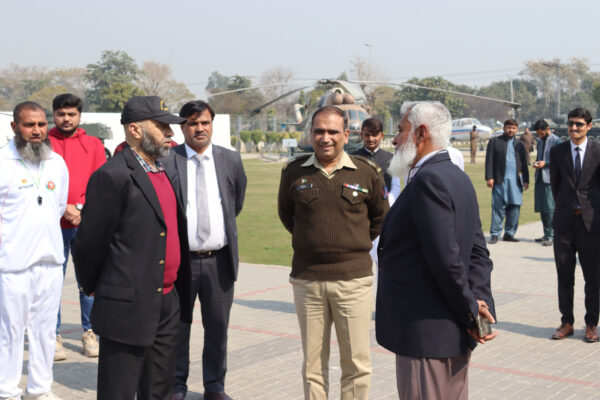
[
  {"xmin": 351, "ymin": 147, "xmax": 393, "ymax": 190},
  {"xmin": 73, "ymin": 147, "xmax": 192, "ymax": 347},
  {"xmin": 376, "ymin": 152, "xmax": 495, "ymax": 358},
  {"xmin": 162, "ymin": 144, "xmax": 247, "ymax": 280},
  {"xmin": 485, "ymin": 134, "xmax": 529, "ymax": 187},
  {"xmin": 550, "ymin": 139, "xmax": 600, "ymax": 233}
]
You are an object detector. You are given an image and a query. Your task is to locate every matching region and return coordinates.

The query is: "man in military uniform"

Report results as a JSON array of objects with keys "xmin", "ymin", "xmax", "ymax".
[{"xmin": 278, "ymin": 106, "xmax": 389, "ymax": 400}]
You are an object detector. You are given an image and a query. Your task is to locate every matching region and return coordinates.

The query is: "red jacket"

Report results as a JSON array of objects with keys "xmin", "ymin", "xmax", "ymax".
[{"xmin": 48, "ymin": 127, "xmax": 106, "ymax": 229}]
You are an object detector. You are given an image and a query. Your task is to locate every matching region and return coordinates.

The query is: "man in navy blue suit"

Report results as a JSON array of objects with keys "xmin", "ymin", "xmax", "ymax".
[{"xmin": 376, "ymin": 101, "xmax": 497, "ymax": 399}]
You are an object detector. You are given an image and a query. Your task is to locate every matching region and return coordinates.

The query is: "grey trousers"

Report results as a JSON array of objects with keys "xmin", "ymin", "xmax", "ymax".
[{"xmin": 395, "ymin": 351, "xmax": 471, "ymax": 400}]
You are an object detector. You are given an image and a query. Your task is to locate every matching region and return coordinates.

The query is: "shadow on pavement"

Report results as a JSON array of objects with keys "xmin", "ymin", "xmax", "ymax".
[
  {"xmin": 496, "ymin": 321, "xmax": 558, "ymax": 339},
  {"xmin": 234, "ymin": 299, "xmax": 296, "ymax": 314},
  {"xmin": 53, "ymin": 361, "xmax": 97, "ymax": 392}
]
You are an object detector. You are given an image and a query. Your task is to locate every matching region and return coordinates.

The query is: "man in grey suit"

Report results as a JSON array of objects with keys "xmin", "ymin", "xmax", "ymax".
[
  {"xmin": 532, "ymin": 119, "xmax": 560, "ymax": 246},
  {"xmin": 163, "ymin": 100, "xmax": 247, "ymax": 400}
]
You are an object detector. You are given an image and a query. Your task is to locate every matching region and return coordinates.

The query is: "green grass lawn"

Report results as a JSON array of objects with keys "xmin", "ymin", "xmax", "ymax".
[{"xmin": 237, "ymin": 155, "xmax": 539, "ymax": 266}]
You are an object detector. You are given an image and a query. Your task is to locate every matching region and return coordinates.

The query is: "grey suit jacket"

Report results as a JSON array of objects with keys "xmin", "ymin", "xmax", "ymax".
[
  {"xmin": 535, "ymin": 133, "xmax": 560, "ymax": 184},
  {"xmin": 163, "ymin": 143, "xmax": 247, "ymax": 280}
]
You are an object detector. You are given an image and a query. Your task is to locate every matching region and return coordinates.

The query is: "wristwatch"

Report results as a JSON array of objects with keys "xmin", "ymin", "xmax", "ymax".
[{"xmin": 75, "ymin": 203, "xmax": 83, "ymax": 211}]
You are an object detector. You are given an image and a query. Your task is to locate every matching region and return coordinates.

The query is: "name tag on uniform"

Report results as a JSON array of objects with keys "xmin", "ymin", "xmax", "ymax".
[{"xmin": 295, "ymin": 183, "xmax": 314, "ymax": 191}]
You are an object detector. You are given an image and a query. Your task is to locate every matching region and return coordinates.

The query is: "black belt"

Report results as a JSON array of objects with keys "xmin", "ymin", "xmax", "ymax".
[{"xmin": 189, "ymin": 248, "xmax": 224, "ymax": 258}]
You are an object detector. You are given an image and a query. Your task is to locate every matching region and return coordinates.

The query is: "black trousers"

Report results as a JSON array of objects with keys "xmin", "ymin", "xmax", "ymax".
[
  {"xmin": 174, "ymin": 250, "xmax": 234, "ymax": 395},
  {"xmin": 554, "ymin": 215, "xmax": 600, "ymax": 326},
  {"xmin": 97, "ymin": 289, "xmax": 180, "ymax": 400}
]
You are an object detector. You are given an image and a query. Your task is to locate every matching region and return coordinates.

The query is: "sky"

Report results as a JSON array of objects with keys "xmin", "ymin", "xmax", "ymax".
[{"xmin": 2, "ymin": 0, "xmax": 599, "ymax": 99}]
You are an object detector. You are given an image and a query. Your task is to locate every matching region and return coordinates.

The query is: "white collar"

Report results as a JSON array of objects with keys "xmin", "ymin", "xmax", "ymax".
[
  {"xmin": 414, "ymin": 149, "xmax": 445, "ymax": 168},
  {"xmin": 570, "ymin": 137, "xmax": 588, "ymax": 152},
  {"xmin": 185, "ymin": 142, "xmax": 213, "ymax": 161}
]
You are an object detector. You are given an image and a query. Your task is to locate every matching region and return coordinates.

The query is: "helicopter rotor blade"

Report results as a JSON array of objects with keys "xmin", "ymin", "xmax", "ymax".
[
  {"xmin": 351, "ymin": 80, "xmax": 521, "ymax": 109},
  {"xmin": 250, "ymin": 85, "xmax": 313, "ymax": 115}
]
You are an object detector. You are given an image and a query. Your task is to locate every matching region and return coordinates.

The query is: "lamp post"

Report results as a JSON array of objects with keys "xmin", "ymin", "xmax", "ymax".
[{"xmin": 542, "ymin": 60, "xmax": 561, "ymax": 117}]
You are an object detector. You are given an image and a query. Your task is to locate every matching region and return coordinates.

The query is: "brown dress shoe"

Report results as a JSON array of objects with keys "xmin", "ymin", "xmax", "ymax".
[
  {"xmin": 584, "ymin": 325, "xmax": 599, "ymax": 342},
  {"xmin": 551, "ymin": 323, "xmax": 574, "ymax": 339}
]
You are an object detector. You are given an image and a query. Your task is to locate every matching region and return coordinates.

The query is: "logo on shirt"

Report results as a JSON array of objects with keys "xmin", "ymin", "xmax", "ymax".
[
  {"xmin": 21, "ymin": 178, "xmax": 27, "ymax": 184},
  {"xmin": 46, "ymin": 181, "xmax": 56, "ymax": 191}
]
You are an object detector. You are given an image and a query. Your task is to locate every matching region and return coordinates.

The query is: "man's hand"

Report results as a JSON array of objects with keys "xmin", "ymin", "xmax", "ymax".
[
  {"xmin": 486, "ymin": 179, "xmax": 494, "ymax": 188},
  {"xmin": 533, "ymin": 161, "xmax": 545, "ymax": 169},
  {"xmin": 467, "ymin": 300, "xmax": 499, "ymax": 344},
  {"xmin": 63, "ymin": 204, "xmax": 81, "ymax": 226},
  {"xmin": 523, "ymin": 183, "xmax": 529, "ymax": 191}
]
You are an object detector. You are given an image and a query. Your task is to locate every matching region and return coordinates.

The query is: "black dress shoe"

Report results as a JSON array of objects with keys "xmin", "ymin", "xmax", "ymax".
[
  {"xmin": 488, "ymin": 236, "xmax": 498, "ymax": 244},
  {"xmin": 503, "ymin": 234, "xmax": 519, "ymax": 242},
  {"xmin": 535, "ymin": 236, "xmax": 548, "ymax": 242},
  {"xmin": 204, "ymin": 391, "xmax": 233, "ymax": 400}
]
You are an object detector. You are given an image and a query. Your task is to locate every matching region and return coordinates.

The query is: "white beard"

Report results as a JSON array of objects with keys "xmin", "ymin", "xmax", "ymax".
[{"xmin": 388, "ymin": 134, "xmax": 417, "ymax": 179}]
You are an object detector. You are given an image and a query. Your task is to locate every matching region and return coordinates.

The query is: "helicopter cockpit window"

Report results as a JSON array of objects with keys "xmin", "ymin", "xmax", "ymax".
[
  {"xmin": 358, "ymin": 111, "xmax": 367, "ymax": 122},
  {"xmin": 348, "ymin": 110, "xmax": 358, "ymax": 122}
]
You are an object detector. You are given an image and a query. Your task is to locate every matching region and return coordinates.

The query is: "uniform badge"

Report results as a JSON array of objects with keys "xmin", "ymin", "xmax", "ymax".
[
  {"xmin": 343, "ymin": 183, "xmax": 368, "ymax": 194},
  {"xmin": 46, "ymin": 181, "xmax": 56, "ymax": 191}
]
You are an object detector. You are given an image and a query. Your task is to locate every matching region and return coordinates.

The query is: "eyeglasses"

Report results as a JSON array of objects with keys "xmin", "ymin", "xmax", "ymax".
[{"xmin": 567, "ymin": 121, "xmax": 587, "ymax": 128}]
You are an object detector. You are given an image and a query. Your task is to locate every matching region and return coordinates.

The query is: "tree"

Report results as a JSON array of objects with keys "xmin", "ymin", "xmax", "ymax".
[
  {"xmin": 207, "ymin": 73, "xmax": 264, "ymax": 115},
  {"xmin": 205, "ymin": 71, "xmax": 230, "ymax": 94},
  {"xmin": 29, "ymin": 86, "xmax": 68, "ymax": 110},
  {"xmin": 348, "ymin": 55, "xmax": 389, "ymax": 111},
  {"xmin": 97, "ymin": 81, "xmax": 143, "ymax": 112},
  {"xmin": 389, "ymin": 77, "xmax": 468, "ymax": 119},
  {"xmin": 0, "ymin": 64, "xmax": 49, "ymax": 107},
  {"xmin": 475, "ymin": 79, "xmax": 538, "ymax": 122},
  {"xmin": 50, "ymin": 67, "xmax": 88, "ymax": 104},
  {"xmin": 522, "ymin": 58, "xmax": 600, "ymax": 117},
  {"xmin": 137, "ymin": 61, "xmax": 194, "ymax": 109},
  {"xmin": 259, "ymin": 66, "xmax": 297, "ymax": 117},
  {"xmin": 86, "ymin": 50, "xmax": 139, "ymax": 111}
]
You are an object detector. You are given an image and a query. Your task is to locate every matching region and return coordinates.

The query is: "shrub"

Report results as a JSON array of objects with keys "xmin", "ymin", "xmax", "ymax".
[{"xmin": 240, "ymin": 130, "xmax": 252, "ymax": 143}]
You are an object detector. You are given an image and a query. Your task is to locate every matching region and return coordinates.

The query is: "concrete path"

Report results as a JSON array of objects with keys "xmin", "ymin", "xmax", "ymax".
[{"xmin": 19, "ymin": 221, "xmax": 600, "ymax": 399}]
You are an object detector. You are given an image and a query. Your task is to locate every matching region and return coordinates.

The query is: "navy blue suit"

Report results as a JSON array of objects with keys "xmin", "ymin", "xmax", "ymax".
[{"xmin": 376, "ymin": 151, "xmax": 495, "ymax": 358}]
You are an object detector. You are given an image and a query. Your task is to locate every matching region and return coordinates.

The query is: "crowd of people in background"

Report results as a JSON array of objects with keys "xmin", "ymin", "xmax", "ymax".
[{"xmin": 0, "ymin": 91, "xmax": 597, "ymax": 400}]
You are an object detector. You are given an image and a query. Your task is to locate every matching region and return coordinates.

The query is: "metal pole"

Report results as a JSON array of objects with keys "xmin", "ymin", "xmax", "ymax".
[
  {"xmin": 556, "ymin": 62, "xmax": 561, "ymax": 116},
  {"xmin": 509, "ymin": 77, "xmax": 515, "ymax": 118}
]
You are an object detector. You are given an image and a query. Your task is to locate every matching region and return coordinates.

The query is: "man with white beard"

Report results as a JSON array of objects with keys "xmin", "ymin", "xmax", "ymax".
[
  {"xmin": 0, "ymin": 101, "xmax": 68, "ymax": 400},
  {"xmin": 376, "ymin": 101, "xmax": 497, "ymax": 399}
]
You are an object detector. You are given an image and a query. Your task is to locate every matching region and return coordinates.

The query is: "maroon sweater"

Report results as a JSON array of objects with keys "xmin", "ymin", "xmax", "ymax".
[{"xmin": 147, "ymin": 171, "xmax": 180, "ymax": 294}]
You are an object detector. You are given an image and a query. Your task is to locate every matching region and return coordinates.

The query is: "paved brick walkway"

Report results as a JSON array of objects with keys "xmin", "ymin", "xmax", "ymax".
[{"xmin": 18, "ymin": 221, "xmax": 600, "ymax": 399}]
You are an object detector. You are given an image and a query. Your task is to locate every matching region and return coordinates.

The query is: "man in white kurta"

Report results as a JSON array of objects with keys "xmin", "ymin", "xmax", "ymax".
[{"xmin": 0, "ymin": 102, "xmax": 68, "ymax": 400}]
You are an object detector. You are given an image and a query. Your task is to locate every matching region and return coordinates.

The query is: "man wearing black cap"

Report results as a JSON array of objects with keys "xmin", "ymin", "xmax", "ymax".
[{"xmin": 73, "ymin": 96, "xmax": 193, "ymax": 399}]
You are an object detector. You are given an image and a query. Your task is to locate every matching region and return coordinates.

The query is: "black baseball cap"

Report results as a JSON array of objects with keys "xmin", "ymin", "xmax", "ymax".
[{"xmin": 120, "ymin": 96, "xmax": 186, "ymax": 125}]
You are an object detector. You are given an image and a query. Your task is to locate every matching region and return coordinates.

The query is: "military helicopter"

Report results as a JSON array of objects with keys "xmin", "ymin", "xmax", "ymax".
[
  {"xmin": 209, "ymin": 78, "xmax": 521, "ymax": 152},
  {"xmin": 248, "ymin": 79, "xmax": 370, "ymax": 151}
]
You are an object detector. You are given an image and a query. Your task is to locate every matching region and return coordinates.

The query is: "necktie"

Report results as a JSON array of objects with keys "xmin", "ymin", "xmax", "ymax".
[
  {"xmin": 195, "ymin": 154, "xmax": 211, "ymax": 241},
  {"xmin": 575, "ymin": 147, "xmax": 581, "ymax": 181}
]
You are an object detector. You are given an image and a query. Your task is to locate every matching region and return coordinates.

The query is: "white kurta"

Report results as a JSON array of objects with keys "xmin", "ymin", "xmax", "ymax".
[
  {"xmin": 0, "ymin": 140, "xmax": 68, "ymax": 271},
  {"xmin": 0, "ymin": 139, "xmax": 68, "ymax": 398}
]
